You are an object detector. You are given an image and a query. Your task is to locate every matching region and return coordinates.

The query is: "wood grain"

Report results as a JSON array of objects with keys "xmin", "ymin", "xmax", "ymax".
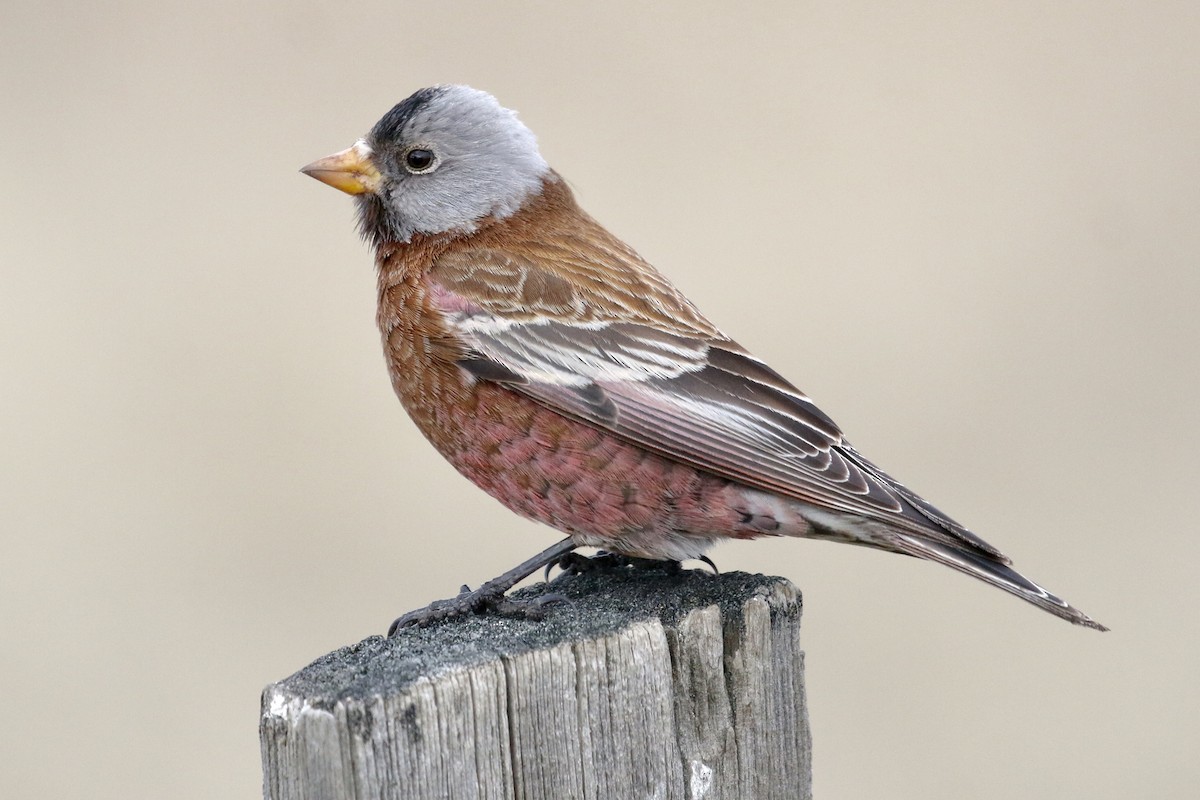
[{"xmin": 260, "ymin": 568, "xmax": 810, "ymax": 800}]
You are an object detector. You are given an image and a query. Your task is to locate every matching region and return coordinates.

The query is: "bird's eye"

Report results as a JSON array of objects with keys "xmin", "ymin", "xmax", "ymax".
[{"xmin": 403, "ymin": 147, "xmax": 438, "ymax": 174}]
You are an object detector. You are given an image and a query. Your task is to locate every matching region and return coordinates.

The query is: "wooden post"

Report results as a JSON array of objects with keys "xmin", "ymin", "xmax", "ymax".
[{"xmin": 260, "ymin": 568, "xmax": 811, "ymax": 800}]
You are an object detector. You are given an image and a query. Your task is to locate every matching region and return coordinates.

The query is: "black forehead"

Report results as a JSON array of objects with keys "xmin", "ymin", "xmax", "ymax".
[{"xmin": 369, "ymin": 87, "xmax": 446, "ymax": 145}]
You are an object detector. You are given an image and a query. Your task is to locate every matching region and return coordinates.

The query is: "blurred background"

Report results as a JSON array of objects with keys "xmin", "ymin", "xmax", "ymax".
[{"xmin": 2, "ymin": 1, "xmax": 1197, "ymax": 797}]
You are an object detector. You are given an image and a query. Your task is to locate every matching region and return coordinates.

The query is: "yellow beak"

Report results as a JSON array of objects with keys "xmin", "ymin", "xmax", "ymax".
[{"xmin": 300, "ymin": 140, "xmax": 382, "ymax": 195}]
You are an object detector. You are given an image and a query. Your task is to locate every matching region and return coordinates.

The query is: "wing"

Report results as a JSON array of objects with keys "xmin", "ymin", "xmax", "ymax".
[{"xmin": 429, "ymin": 245, "xmax": 1004, "ymax": 558}]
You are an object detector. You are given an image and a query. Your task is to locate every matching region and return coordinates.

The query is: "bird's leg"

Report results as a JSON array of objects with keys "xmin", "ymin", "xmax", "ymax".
[{"xmin": 388, "ymin": 537, "xmax": 577, "ymax": 634}]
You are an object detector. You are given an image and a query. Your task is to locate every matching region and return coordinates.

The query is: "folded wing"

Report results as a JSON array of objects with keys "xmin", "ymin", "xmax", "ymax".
[{"xmin": 431, "ymin": 246, "xmax": 1004, "ymax": 558}]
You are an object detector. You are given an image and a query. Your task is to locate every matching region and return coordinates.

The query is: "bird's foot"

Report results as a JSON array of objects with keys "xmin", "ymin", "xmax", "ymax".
[
  {"xmin": 547, "ymin": 550, "xmax": 644, "ymax": 579},
  {"xmin": 388, "ymin": 583, "xmax": 566, "ymax": 633},
  {"xmin": 545, "ymin": 550, "xmax": 719, "ymax": 582},
  {"xmin": 387, "ymin": 537, "xmax": 577, "ymax": 635}
]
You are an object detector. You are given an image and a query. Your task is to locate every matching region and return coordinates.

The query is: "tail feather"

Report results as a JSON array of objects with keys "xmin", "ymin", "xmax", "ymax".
[{"xmin": 890, "ymin": 532, "xmax": 1108, "ymax": 631}]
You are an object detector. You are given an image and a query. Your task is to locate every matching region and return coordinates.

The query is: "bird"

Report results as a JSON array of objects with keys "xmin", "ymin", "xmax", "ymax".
[{"xmin": 300, "ymin": 85, "xmax": 1106, "ymax": 633}]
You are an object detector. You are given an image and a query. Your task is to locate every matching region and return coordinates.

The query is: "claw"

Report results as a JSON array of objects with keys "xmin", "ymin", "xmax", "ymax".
[{"xmin": 386, "ymin": 537, "xmax": 578, "ymax": 635}]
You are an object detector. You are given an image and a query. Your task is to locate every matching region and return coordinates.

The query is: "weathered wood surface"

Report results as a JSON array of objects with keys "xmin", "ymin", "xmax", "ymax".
[{"xmin": 260, "ymin": 568, "xmax": 811, "ymax": 800}]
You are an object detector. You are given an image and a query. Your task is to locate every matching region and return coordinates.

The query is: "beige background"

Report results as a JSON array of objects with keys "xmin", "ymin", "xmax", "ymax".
[{"xmin": 2, "ymin": 1, "xmax": 1197, "ymax": 797}]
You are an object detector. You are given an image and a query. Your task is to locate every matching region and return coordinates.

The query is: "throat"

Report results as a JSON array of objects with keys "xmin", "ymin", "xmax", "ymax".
[
  {"xmin": 357, "ymin": 194, "xmax": 406, "ymax": 247},
  {"xmin": 358, "ymin": 174, "xmax": 563, "ymax": 248}
]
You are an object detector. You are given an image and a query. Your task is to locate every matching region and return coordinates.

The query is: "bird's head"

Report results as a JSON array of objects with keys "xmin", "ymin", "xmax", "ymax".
[{"xmin": 301, "ymin": 85, "xmax": 550, "ymax": 245}]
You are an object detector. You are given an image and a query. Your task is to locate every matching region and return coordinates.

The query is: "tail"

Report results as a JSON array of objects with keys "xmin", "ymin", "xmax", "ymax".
[
  {"xmin": 745, "ymin": 491, "xmax": 1107, "ymax": 629},
  {"xmin": 888, "ymin": 532, "xmax": 1108, "ymax": 631}
]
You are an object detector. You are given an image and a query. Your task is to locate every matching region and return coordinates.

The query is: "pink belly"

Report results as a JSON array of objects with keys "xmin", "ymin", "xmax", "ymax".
[{"xmin": 410, "ymin": 380, "xmax": 805, "ymax": 561}]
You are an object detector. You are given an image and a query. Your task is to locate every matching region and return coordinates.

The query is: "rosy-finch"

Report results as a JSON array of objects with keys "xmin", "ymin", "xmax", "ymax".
[{"xmin": 302, "ymin": 85, "xmax": 1106, "ymax": 632}]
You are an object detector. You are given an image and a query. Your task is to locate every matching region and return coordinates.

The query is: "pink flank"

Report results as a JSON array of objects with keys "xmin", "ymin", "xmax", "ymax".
[{"xmin": 427, "ymin": 380, "xmax": 811, "ymax": 562}]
